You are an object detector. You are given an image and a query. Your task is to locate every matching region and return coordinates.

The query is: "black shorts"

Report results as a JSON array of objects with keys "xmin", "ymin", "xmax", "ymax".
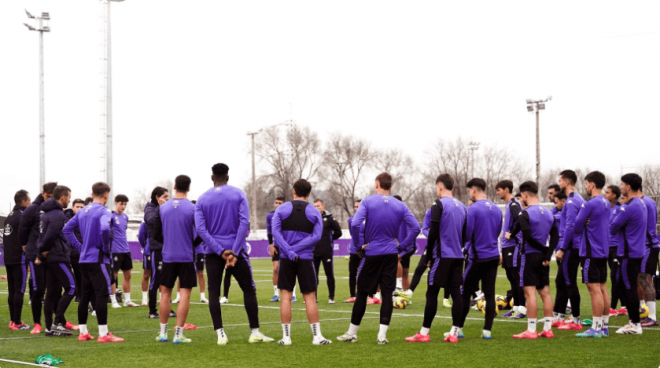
[
  {"xmin": 112, "ymin": 252, "xmax": 133, "ymax": 272},
  {"xmin": 462, "ymin": 258, "xmax": 499, "ymax": 296},
  {"xmin": 400, "ymin": 252, "xmax": 413, "ymax": 269},
  {"xmin": 161, "ymin": 262, "xmax": 198, "ymax": 289},
  {"xmin": 79, "ymin": 263, "xmax": 113, "ymax": 298},
  {"xmin": 618, "ymin": 258, "xmax": 642, "ymax": 290},
  {"xmin": 642, "ymin": 248, "xmax": 659, "ymax": 274},
  {"xmin": 429, "ymin": 257, "xmax": 464, "ymax": 288},
  {"xmin": 581, "ymin": 257, "xmax": 608, "ymax": 284},
  {"xmin": 196, "ymin": 253, "xmax": 205, "ymax": 272},
  {"xmin": 272, "ymin": 247, "xmax": 280, "ymax": 262},
  {"xmin": 502, "ymin": 247, "xmax": 517, "ymax": 269},
  {"xmin": 143, "ymin": 253, "xmax": 151, "ymax": 270},
  {"xmin": 520, "ymin": 253, "xmax": 549, "ymax": 290},
  {"xmin": 278, "ymin": 258, "xmax": 316, "ymax": 294},
  {"xmin": 356, "ymin": 254, "xmax": 398, "ymax": 294}
]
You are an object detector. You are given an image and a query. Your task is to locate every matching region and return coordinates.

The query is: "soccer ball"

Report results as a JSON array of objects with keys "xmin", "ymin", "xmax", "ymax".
[
  {"xmin": 495, "ymin": 295, "xmax": 508, "ymax": 310},
  {"xmin": 393, "ymin": 296, "xmax": 408, "ymax": 309},
  {"xmin": 640, "ymin": 304, "xmax": 650, "ymax": 319},
  {"xmin": 345, "ymin": 256, "xmax": 349, "ymax": 260},
  {"xmin": 476, "ymin": 299, "xmax": 499, "ymax": 316}
]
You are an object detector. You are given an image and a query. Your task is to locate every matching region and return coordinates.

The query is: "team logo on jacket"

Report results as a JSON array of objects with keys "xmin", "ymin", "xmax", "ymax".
[
  {"xmin": 173, "ymin": 200, "xmax": 180, "ymax": 209},
  {"xmin": 246, "ymin": 242, "xmax": 252, "ymax": 255},
  {"xmin": 115, "ymin": 218, "xmax": 120, "ymax": 225},
  {"xmin": 114, "ymin": 256, "xmax": 119, "ymax": 262},
  {"xmin": 382, "ymin": 196, "xmax": 389, "ymax": 203},
  {"xmin": 4, "ymin": 224, "xmax": 12, "ymax": 236}
]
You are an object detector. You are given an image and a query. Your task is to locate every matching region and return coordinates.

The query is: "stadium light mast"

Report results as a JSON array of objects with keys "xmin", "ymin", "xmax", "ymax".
[
  {"xmin": 247, "ymin": 120, "xmax": 294, "ymax": 233},
  {"xmin": 24, "ymin": 10, "xmax": 50, "ymax": 189},
  {"xmin": 526, "ymin": 96, "xmax": 552, "ymax": 183},
  {"xmin": 468, "ymin": 141, "xmax": 480, "ymax": 179}
]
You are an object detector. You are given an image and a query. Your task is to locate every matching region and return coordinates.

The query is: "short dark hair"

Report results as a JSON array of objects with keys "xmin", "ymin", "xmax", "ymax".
[
  {"xmin": 212, "ymin": 163, "xmax": 229, "ymax": 177},
  {"xmin": 84, "ymin": 197, "xmax": 93, "ymax": 205},
  {"xmin": 14, "ymin": 190, "xmax": 29, "ymax": 205},
  {"xmin": 293, "ymin": 179, "xmax": 312, "ymax": 198},
  {"xmin": 276, "ymin": 196, "xmax": 285, "ymax": 202},
  {"xmin": 175, "ymin": 175, "xmax": 191, "ymax": 192},
  {"xmin": 519, "ymin": 181, "xmax": 538, "ymax": 195},
  {"xmin": 514, "ymin": 192, "xmax": 521, "ymax": 198},
  {"xmin": 313, "ymin": 198, "xmax": 324, "ymax": 204},
  {"xmin": 150, "ymin": 186, "xmax": 168, "ymax": 205},
  {"xmin": 584, "ymin": 171, "xmax": 606, "ymax": 189},
  {"xmin": 376, "ymin": 172, "xmax": 392, "ymax": 190},
  {"xmin": 53, "ymin": 185, "xmax": 71, "ymax": 200},
  {"xmin": 355, "ymin": 199, "xmax": 361, "ymax": 203},
  {"xmin": 548, "ymin": 184, "xmax": 560, "ymax": 192},
  {"xmin": 607, "ymin": 185, "xmax": 621, "ymax": 199},
  {"xmin": 115, "ymin": 194, "xmax": 129, "ymax": 203},
  {"xmin": 554, "ymin": 191, "xmax": 567, "ymax": 200},
  {"xmin": 435, "ymin": 174, "xmax": 454, "ymax": 191},
  {"xmin": 495, "ymin": 180, "xmax": 513, "ymax": 194},
  {"xmin": 393, "ymin": 195, "xmax": 402, "ymax": 201},
  {"xmin": 92, "ymin": 182, "xmax": 111, "ymax": 197},
  {"xmin": 72, "ymin": 198, "xmax": 85, "ymax": 207},
  {"xmin": 560, "ymin": 170, "xmax": 577, "ymax": 185},
  {"xmin": 466, "ymin": 178, "xmax": 486, "ymax": 192},
  {"xmin": 191, "ymin": 200, "xmax": 197, "ymax": 204},
  {"xmin": 621, "ymin": 173, "xmax": 643, "ymax": 191},
  {"xmin": 43, "ymin": 182, "xmax": 58, "ymax": 194}
]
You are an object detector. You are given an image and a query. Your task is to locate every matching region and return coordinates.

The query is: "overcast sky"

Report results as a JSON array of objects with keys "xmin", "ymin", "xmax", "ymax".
[{"xmin": 2, "ymin": 0, "xmax": 659, "ymax": 214}]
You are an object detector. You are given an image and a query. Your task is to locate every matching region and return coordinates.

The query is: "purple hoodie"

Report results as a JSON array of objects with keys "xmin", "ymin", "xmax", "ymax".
[
  {"xmin": 195, "ymin": 185, "xmax": 249, "ymax": 256},
  {"xmin": 63, "ymin": 203, "xmax": 112, "ymax": 264}
]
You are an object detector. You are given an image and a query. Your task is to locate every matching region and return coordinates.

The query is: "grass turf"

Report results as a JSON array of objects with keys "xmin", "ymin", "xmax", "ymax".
[{"xmin": 0, "ymin": 257, "xmax": 658, "ymax": 368}]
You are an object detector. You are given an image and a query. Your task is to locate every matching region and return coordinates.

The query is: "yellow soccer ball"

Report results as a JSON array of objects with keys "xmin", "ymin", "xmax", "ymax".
[
  {"xmin": 393, "ymin": 296, "xmax": 408, "ymax": 309},
  {"xmin": 477, "ymin": 299, "xmax": 499, "ymax": 316},
  {"xmin": 640, "ymin": 304, "xmax": 650, "ymax": 319},
  {"xmin": 345, "ymin": 256, "xmax": 350, "ymax": 260},
  {"xmin": 495, "ymin": 295, "xmax": 508, "ymax": 310}
]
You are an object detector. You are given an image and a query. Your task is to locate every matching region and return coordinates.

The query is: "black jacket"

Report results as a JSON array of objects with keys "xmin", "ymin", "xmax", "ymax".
[
  {"xmin": 19, "ymin": 193, "xmax": 45, "ymax": 262},
  {"xmin": 3, "ymin": 205, "xmax": 27, "ymax": 265},
  {"xmin": 37, "ymin": 198, "xmax": 71, "ymax": 264},
  {"xmin": 145, "ymin": 202, "xmax": 163, "ymax": 252},
  {"xmin": 313, "ymin": 210, "xmax": 343, "ymax": 258},
  {"xmin": 64, "ymin": 209, "xmax": 82, "ymax": 259}
]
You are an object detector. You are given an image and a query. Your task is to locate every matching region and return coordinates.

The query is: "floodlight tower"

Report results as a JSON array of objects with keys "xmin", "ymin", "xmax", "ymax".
[
  {"xmin": 24, "ymin": 10, "xmax": 51, "ymax": 188},
  {"xmin": 526, "ymin": 96, "xmax": 552, "ymax": 183},
  {"xmin": 468, "ymin": 141, "xmax": 480, "ymax": 179}
]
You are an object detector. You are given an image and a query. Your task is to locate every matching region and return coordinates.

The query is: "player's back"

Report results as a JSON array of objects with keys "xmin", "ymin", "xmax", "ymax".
[
  {"xmin": 434, "ymin": 196, "xmax": 467, "ymax": 259},
  {"xmin": 522, "ymin": 205, "xmax": 553, "ymax": 254},
  {"xmin": 614, "ymin": 197, "xmax": 648, "ymax": 258},
  {"xmin": 160, "ymin": 198, "xmax": 196, "ymax": 263},
  {"xmin": 579, "ymin": 196, "xmax": 610, "ymax": 258},
  {"xmin": 466, "ymin": 199, "xmax": 501, "ymax": 261},
  {"xmin": 76, "ymin": 203, "xmax": 112, "ymax": 264},
  {"xmin": 196, "ymin": 185, "xmax": 247, "ymax": 242},
  {"xmin": 358, "ymin": 194, "xmax": 411, "ymax": 256},
  {"xmin": 640, "ymin": 196, "xmax": 659, "ymax": 248}
]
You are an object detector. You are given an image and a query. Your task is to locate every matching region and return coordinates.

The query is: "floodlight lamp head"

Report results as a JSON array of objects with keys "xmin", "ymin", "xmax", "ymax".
[
  {"xmin": 538, "ymin": 103, "xmax": 545, "ymax": 110},
  {"xmin": 527, "ymin": 105, "xmax": 534, "ymax": 112},
  {"xmin": 25, "ymin": 9, "xmax": 35, "ymax": 19},
  {"xmin": 41, "ymin": 12, "xmax": 50, "ymax": 20},
  {"xmin": 526, "ymin": 99, "xmax": 532, "ymax": 104},
  {"xmin": 23, "ymin": 23, "xmax": 35, "ymax": 31}
]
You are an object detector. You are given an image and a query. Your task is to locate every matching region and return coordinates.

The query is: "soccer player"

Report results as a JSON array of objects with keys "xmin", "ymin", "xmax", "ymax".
[
  {"xmin": 393, "ymin": 195, "xmax": 415, "ymax": 295},
  {"xmin": 406, "ymin": 207, "xmax": 430, "ymax": 300},
  {"xmin": 39, "ymin": 185, "xmax": 77, "ymax": 336},
  {"xmin": 110, "ymin": 194, "xmax": 137, "ymax": 308},
  {"xmin": 511, "ymin": 181, "xmax": 559, "ymax": 339},
  {"xmin": 272, "ymin": 179, "xmax": 331, "ymax": 345},
  {"xmin": 339, "ymin": 172, "xmax": 420, "ymax": 344},
  {"xmin": 548, "ymin": 184, "xmax": 560, "ymax": 205},
  {"xmin": 555, "ymin": 170, "xmax": 584, "ymax": 330},
  {"xmin": 137, "ymin": 221, "xmax": 150, "ymax": 306},
  {"xmin": 573, "ymin": 171, "xmax": 611, "ymax": 337},
  {"xmin": 267, "ymin": 196, "xmax": 286, "ymax": 302},
  {"xmin": 195, "ymin": 163, "xmax": 273, "ymax": 345},
  {"xmin": 145, "ymin": 186, "xmax": 172, "ymax": 319},
  {"xmin": 19, "ymin": 181, "xmax": 57, "ymax": 335},
  {"xmin": 65, "ymin": 198, "xmax": 85, "ymax": 303},
  {"xmin": 604, "ymin": 185, "xmax": 626, "ymax": 316},
  {"xmin": 550, "ymin": 190, "xmax": 570, "ymax": 326},
  {"xmin": 153, "ymin": 175, "xmax": 198, "ymax": 344},
  {"xmin": 63, "ymin": 182, "xmax": 124, "ymax": 342},
  {"xmin": 312, "ymin": 198, "xmax": 342, "ymax": 304},
  {"xmin": 192, "ymin": 199, "xmax": 209, "ymax": 304},
  {"xmin": 456, "ymin": 179, "xmax": 502, "ymax": 339},
  {"xmin": 610, "ymin": 173, "xmax": 647, "ymax": 335},
  {"xmin": 344, "ymin": 199, "xmax": 362, "ymax": 303},
  {"xmin": 4, "ymin": 190, "xmax": 32, "ymax": 331},
  {"xmin": 639, "ymin": 190, "xmax": 659, "ymax": 327},
  {"xmin": 405, "ymin": 174, "xmax": 464, "ymax": 344},
  {"xmin": 495, "ymin": 180, "xmax": 526, "ymax": 319}
]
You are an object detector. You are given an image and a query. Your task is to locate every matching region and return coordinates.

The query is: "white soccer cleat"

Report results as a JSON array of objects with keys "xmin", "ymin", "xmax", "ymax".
[
  {"xmin": 220, "ymin": 297, "xmax": 229, "ymax": 304},
  {"xmin": 124, "ymin": 301, "xmax": 139, "ymax": 307},
  {"xmin": 91, "ymin": 311, "xmax": 97, "ymax": 317},
  {"xmin": 616, "ymin": 323, "xmax": 642, "ymax": 335},
  {"xmin": 172, "ymin": 297, "xmax": 181, "ymax": 304},
  {"xmin": 313, "ymin": 336, "xmax": 332, "ymax": 345},
  {"xmin": 200, "ymin": 296, "xmax": 209, "ymax": 304},
  {"xmin": 377, "ymin": 336, "xmax": 389, "ymax": 345},
  {"xmin": 328, "ymin": 299, "xmax": 335, "ymax": 304},
  {"xmin": 217, "ymin": 335, "xmax": 228, "ymax": 345},
  {"xmin": 336, "ymin": 333, "xmax": 358, "ymax": 343},
  {"xmin": 141, "ymin": 300, "xmax": 148, "ymax": 306},
  {"xmin": 278, "ymin": 338, "xmax": 292, "ymax": 346},
  {"xmin": 111, "ymin": 303, "xmax": 122, "ymax": 309},
  {"xmin": 249, "ymin": 332, "xmax": 274, "ymax": 343}
]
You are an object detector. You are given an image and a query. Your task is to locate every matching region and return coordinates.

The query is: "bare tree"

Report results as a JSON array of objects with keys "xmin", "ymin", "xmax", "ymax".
[
  {"xmin": 128, "ymin": 179, "xmax": 174, "ymax": 214},
  {"xmin": 641, "ymin": 165, "xmax": 660, "ymax": 198},
  {"xmin": 478, "ymin": 145, "xmax": 528, "ymax": 202},
  {"xmin": 427, "ymin": 137, "xmax": 471, "ymax": 203}
]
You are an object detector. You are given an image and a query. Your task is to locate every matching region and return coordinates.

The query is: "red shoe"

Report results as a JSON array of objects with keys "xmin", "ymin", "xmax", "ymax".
[
  {"xmin": 8, "ymin": 322, "xmax": 15, "ymax": 330},
  {"xmin": 367, "ymin": 298, "xmax": 376, "ymax": 305},
  {"xmin": 616, "ymin": 308, "xmax": 628, "ymax": 316},
  {"xmin": 98, "ymin": 333, "xmax": 124, "ymax": 343},
  {"xmin": 343, "ymin": 297, "xmax": 356, "ymax": 303},
  {"xmin": 405, "ymin": 333, "xmax": 431, "ymax": 342},
  {"xmin": 173, "ymin": 323, "xmax": 197, "ymax": 330},
  {"xmin": 373, "ymin": 298, "xmax": 382, "ymax": 305},
  {"xmin": 538, "ymin": 330, "xmax": 554, "ymax": 338},
  {"xmin": 65, "ymin": 321, "xmax": 80, "ymax": 331},
  {"xmin": 558, "ymin": 322, "xmax": 582, "ymax": 331},
  {"xmin": 513, "ymin": 330, "xmax": 538, "ymax": 339},
  {"xmin": 609, "ymin": 308, "xmax": 619, "ymax": 317},
  {"xmin": 78, "ymin": 333, "xmax": 95, "ymax": 341},
  {"xmin": 30, "ymin": 323, "xmax": 42, "ymax": 335},
  {"xmin": 443, "ymin": 333, "xmax": 458, "ymax": 343}
]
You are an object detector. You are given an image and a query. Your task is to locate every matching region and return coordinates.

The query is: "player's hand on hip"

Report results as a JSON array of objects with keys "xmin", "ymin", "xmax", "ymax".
[
  {"xmin": 556, "ymin": 250, "xmax": 564, "ymax": 261},
  {"xmin": 505, "ymin": 232, "xmax": 511, "ymax": 240}
]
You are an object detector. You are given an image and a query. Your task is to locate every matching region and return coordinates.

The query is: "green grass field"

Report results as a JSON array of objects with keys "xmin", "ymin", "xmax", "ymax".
[{"xmin": 0, "ymin": 257, "xmax": 658, "ymax": 368}]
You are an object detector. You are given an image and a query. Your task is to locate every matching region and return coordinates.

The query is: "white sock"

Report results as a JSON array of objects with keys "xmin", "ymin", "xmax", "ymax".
[
  {"xmin": 420, "ymin": 327, "xmax": 430, "ymax": 336},
  {"xmin": 311, "ymin": 322, "xmax": 321, "ymax": 338},
  {"xmin": 200, "ymin": 292, "xmax": 206, "ymax": 300},
  {"xmin": 99, "ymin": 325, "xmax": 108, "ymax": 337},
  {"xmin": 567, "ymin": 300, "xmax": 572, "ymax": 307},
  {"xmin": 513, "ymin": 306, "xmax": 519, "ymax": 313},
  {"xmin": 557, "ymin": 313, "xmax": 565, "ymax": 321},
  {"xmin": 647, "ymin": 301, "xmax": 657, "ymax": 321},
  {"xmin": 251, "ymin": 328, "xmax": 259, "ymax": 336},
  {"xmin": 519, "ymin": 306, "xmax": 527, "ymax": 314},
  {"xmin": 175, "ymin": 326, "xmax": 183, "ymax": 338},
  {"xmin": 572, "ymin": 316, "xmax": 580, "ymax": 325},
  {"xmin": 124, "ymin": 292, "xmax": 130, "ymax": 302},
  {"xmin": 274, "ymin": 285, "xmax": 279, "ymax": 296},
  {"xmin": 347, "ymin": 323, "xmax": 359, "ymax": 336},
  {"xmin": 543, "ymin": 317, "xmax": 552, "ymax": 331},
  {"xmin": 282, "ymin": 324, "xmax": 291, "ymax": 338},
  {"xmin": 142, "ymin": 291, "xmax": 148, "ymax": 300},
  {"xmin": 292, "ymin": 286, "xmax": 297, "ymax": 298},
  {"xmin": 396, "ymin": 278, "xmax": 403, "ymax": 289},
  {"xmin": 603, "ymin": 315, "xmax": 610, "ymax": 328},
  {"xmin": 110, "ymin": 295, "xmax": 118, "ymax": 304},
  {"xmin": 160, "ymin": 323, "xmax": 168, "ymax": 335},
  {"xmin": 378, "ymin": 324, "xmax": 389, "ymax": 339},
  {"xmin": 553, "ymin": 312, "xmax": 558, "ymax": 319},
  {"xmin": 527, "ymin": 318, "xmax": 537, "ymax": 333},
  {"xmin": 375, "ymin": 292, "xmax": 381, "ymax": 300},
  {"xmin": 79, "ymin": 324, "xmax": 88, "ymax": 335},
  {"xmin": 449, "ymin": 326, "xmax": 459, "ymax": 335},
  {"xmin": 176, "ymin": 292, "xmax": 181, "ymax": 300},
  {"xmin": 216, "ymin": 328, "xmax": 226, "ymax": 338},
  {"xmin": 444, "ymin": 298, "xmax": 450, "ymax": 303},
  {"xmin": 593, "ymin": 316, "xmax": 602, "ymax": 331}
]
